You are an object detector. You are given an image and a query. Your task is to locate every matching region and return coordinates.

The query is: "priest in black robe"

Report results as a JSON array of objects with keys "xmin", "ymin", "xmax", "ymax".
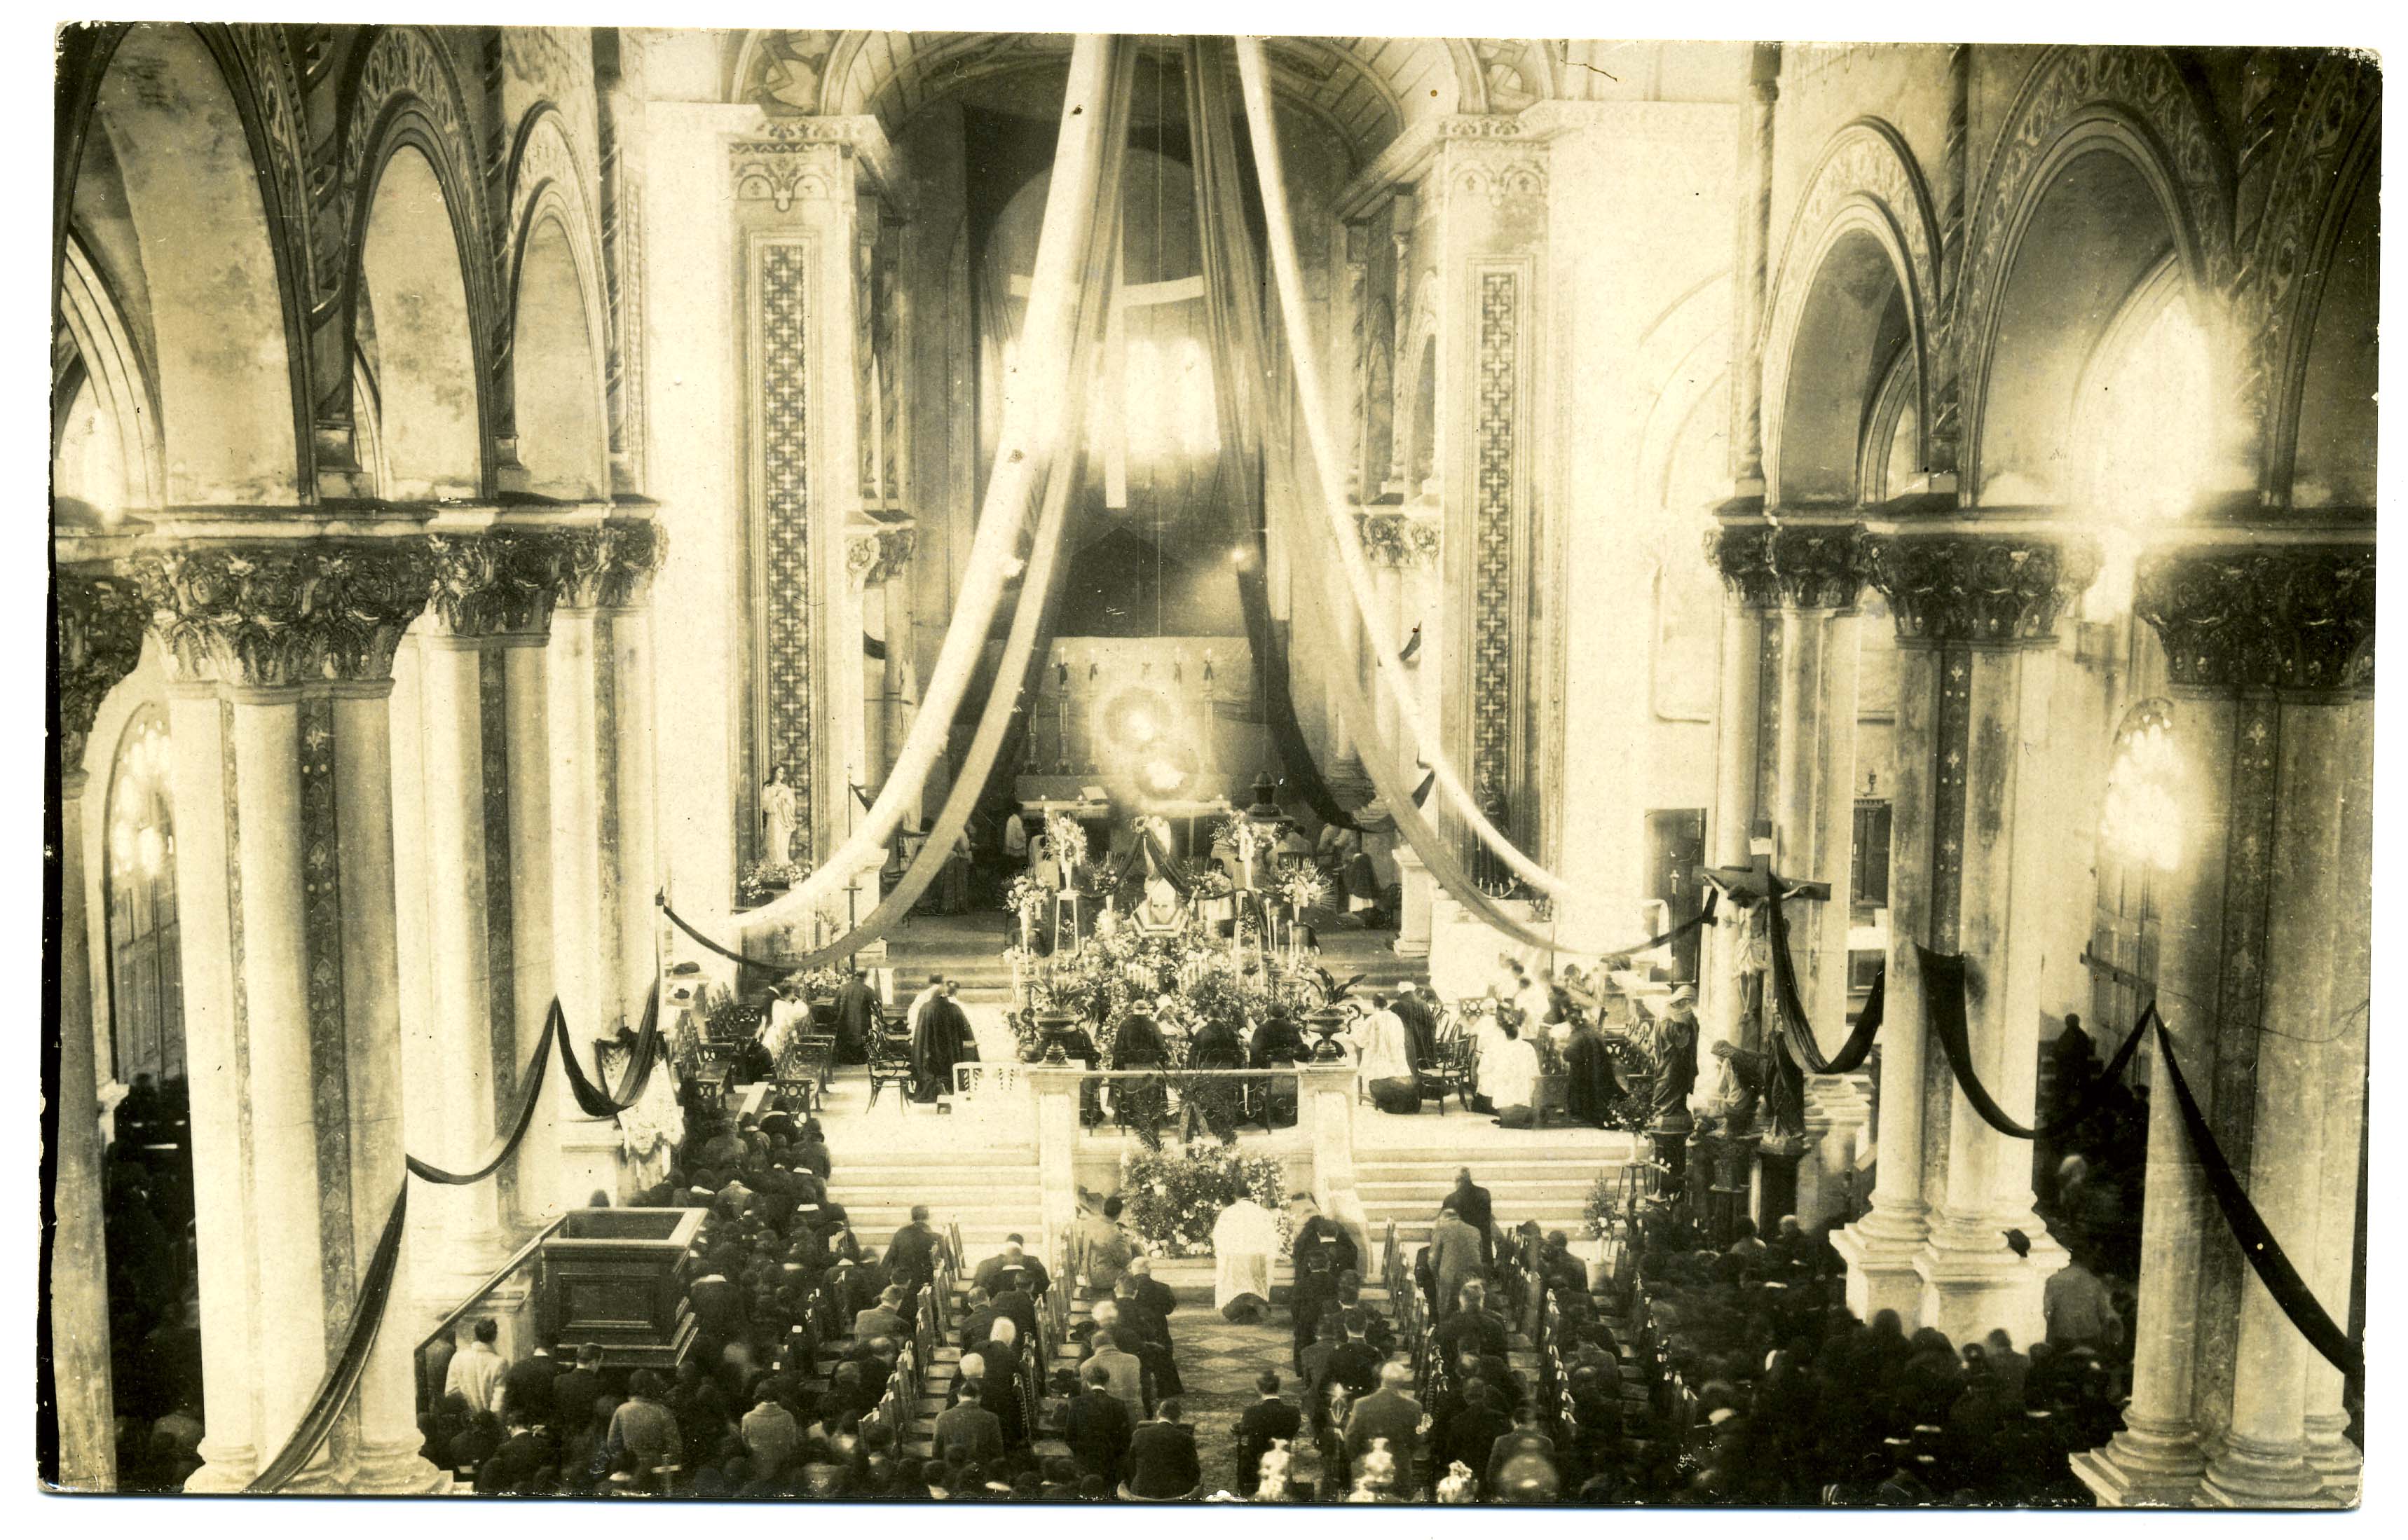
[
  {"xmin": 911, "ymin": 986, "xmax": 976, "ymax": 1102},
  {"xmin": 833, "ymin": 966, "xmax": 881, "ymax": 1065},
  {"xmin": 1111, "ymin": 1012, "xmax": 1170, "ymax": 1150},
  {"xmin": 1563, "ymin": 1015, "xmax": 1624, "ymax": 1129}
]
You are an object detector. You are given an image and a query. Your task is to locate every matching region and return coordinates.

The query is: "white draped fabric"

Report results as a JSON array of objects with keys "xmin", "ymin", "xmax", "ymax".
[
  {"xmin": 736, "ymin": 35, "xmax": 1130, "ymax": 935},
  {"xmin": 1231, "ymin": 39, "xmax": 1580, "ymax": 907}
]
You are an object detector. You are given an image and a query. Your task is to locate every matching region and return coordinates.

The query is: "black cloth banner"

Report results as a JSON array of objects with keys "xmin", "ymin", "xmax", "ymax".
[
  {"xmin": 1398, "ymin": 625, "xmax": 1421, "ymax": 664},
  {"xmin": 2156, "ymin": 1022, "xmax": 2360, "ymax": 1380},
  {"xmin": 863, "ymin": 633, "xmax": 887, "ymax": 662},
  {"xmin": 1112, "ymin": 826, "xmax": 1203, "ymax": 901},
  {"xmin": 1766, "ymin": 886, "xmax": 1884, "ymax": 1074},
  {"xmin": 1235, "ymin": 537, "xmax": 1364, "ymax": 834},
  {"xmin": 1916, "ymin": 943, "xmax": 2149, "ymax": 1140},
  {"xmin": 1412, "ymin": 769, "xmax": 1435, "ymax": 808},
  {"xmin": 248, "ymin": 1183, "xmax": 409, "ymax": 1491},
  {"xmin": 406, "ymin": 1007, "xmax": 560, "ymax": 1185},
  {"xmin": 1603, "ymin": 887, "xmax": 1719, "ymax": 968},
  {"xmin": 558, "ymin": 984, "xmax": 667, "ymax": 1118}
]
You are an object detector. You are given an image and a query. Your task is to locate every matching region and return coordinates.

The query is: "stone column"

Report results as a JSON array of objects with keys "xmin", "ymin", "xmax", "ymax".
[
  {"xmin": 135, "ymin": 532, "xmax": 443, "ymax": 1493},
  {"xmin": 48, "ymin": 562, "xmax": 146, "ymax": 1490},
  {"xmin": 550, "ymin": 523, "xmax": 660, "ymax": 1106},
  {"xmin": 1829, "ymin": 529, "xmax": 2095, "ymax": 1342},
  {"xmin": 1029, "ymin": 1065, "xmax": 1083, "ymax": 1256},
  {"xmin": 2115, "ymin": 542, "xmax": 2374, "ymax": 1510},
  {"xmin": 1698, "ymin": 544, "xmax": 1765, "ymax": 1077},
  {"xmin": 1703, "ymin": 523, "xmax": 1876, "ymax": 1225},
  {"xmin": 844, "ymin": 521, "xmax": 914, "ymax": 904},
  {"xmin": 416, "ymin": 530, "xmax": 569, "ymax": 1251},
  {"xmin": 1300, "ymin": 1060, "xmax": 1370, "ymax": 1261},
  {"xmin": 2072, "ymin": 689, "xmax": 2227, "ymax": 1506}
]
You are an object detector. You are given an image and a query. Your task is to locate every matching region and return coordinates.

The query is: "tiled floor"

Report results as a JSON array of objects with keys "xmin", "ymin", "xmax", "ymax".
[{"xmin": 1165, "ymin": 1309, "xmax": 1329, "ymax": 1498}]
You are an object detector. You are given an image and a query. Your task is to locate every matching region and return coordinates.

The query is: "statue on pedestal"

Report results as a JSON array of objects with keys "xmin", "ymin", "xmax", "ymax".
[{"xmin": 760, "ymin": 764, "xmax": 798, "ymax": 868}]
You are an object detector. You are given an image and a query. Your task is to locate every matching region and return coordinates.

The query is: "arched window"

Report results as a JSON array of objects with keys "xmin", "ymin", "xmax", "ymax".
[
  {"xmin": 2067, "ymin": 256, "xmax": 2212, "ymax": 619},
  {"xmin": 104, "ymin": 708, "xmax": 184, "ymax": 1084},
  {"xmin": 2091, "ymin": 699, "xmax": 2179, "ymax": 1040}
]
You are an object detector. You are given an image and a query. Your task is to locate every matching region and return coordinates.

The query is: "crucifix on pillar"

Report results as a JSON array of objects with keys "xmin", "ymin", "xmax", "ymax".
[{"xmin": 1697, "ymin": 818, "xmax": 1829, "ymax": 1134}]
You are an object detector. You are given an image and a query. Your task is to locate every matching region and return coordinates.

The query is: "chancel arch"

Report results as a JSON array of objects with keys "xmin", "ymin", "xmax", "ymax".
[
  {"xmin": 2271, "ymin": 126, "xmax": 2378, "ymax": 511},
  {"xmin": 61, "ymin": 23, "xmax": 306, "ymax": 506}
]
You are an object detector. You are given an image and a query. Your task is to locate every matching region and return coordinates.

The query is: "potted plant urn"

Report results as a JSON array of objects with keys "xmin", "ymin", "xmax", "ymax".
[
  {"xmin": 1306, "ymin": 1006, "xmax": 1350, "ymax": 1062},
  {"xmin": 1036, "ymin": 1010, "xmax": 1079, "ymax": 1064}
]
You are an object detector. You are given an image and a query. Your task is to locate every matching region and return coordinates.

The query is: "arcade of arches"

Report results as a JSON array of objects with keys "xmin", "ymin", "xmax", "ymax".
[{"xmin": 46, "ymin": 28, "xmax": 2374, "ymax": 1506}]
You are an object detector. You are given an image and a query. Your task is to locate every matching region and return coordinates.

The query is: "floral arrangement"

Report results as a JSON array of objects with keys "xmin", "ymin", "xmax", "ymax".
[
  {"xmin": 1585, "ymin": 1171, "xmax": 1623, "ymax": 1241},
  {"xmin": 798, "ymin": 964, "xmax": 848, "ymax": 998},
  {"xmin": 1118, "ymin": 1139, "xmax": 1292, "ymax": 1258},
  {"xmin": 1278, "ymin": 867, "xmax": 1329, "ymax": 914},
  {"xmin": 1004, "ymin": 874, "xmax": 1049, "ymax": 925},
  {"xmin": 1192, "ymin": 868, "xmax": 1235, "ymax": 900},
  {"xmin": 737, "ymin": 859, "xmax": 807, "ymax": 906},
  {"xmin": 1045, "ymin": 812, "xmax": 1088, "ymax": 874}
]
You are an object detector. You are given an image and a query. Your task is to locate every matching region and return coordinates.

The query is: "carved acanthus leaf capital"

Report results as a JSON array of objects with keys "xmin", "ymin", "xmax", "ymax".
[
  {"xmin": 1705, "ymin": 523, "xmax": 1873, "ymax": 610},
  {"xmin": 425, "ymin": 530, "xmax": 569, "ymax": 638},
  {"xmin": 55, "ymin": 568, "xmax": 149, "ymax": 774},
  {"xmin": 133, "ymin": 539, "xmax": 434, "ymax": 687},
  {"xmin": 556, "ymin": 523, "xmax": 666, "ymax": 610},
  {"xmin": 2133, "ymin": 543, "xmax": 2374, "ymax": 693},
  {"xmin": 1357, "ymin": 509, "xmax": 1442, "ymax": 570},
  {"xmin": 844, "ymin": 523, "xmax": 917, "ymax": 590},
  {"xmin": 1865, "ymin": 530, "xmax": 2101, "ymax": 646}
]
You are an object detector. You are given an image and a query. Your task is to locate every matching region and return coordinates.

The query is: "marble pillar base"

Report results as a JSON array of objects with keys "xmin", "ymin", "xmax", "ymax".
[
  {"xmin": 1393, "ymin": 845, "xmax": 1432, "ymax": 957},
  {"xmin": 2303, "ymin": 1414, "xmax": 2363, "ymax": 1506},
  {"xmin": 1833, "ymin": 1206, "xmax": 1928, "ymax": 1326},
  {"xmin": 559, "ymin": 1119, "xmax": 635, "ymax": 1211},
  {"xmin": 1913, "ymin": 1229, "xmax": 2065, "ymax": 1350},
  {"xmin": 183, "ymin": 1440, "xmax": 259, "ymax": 1494},
  {"xmin": 1796, "ymin": 1074, "xmax": 1871, "ymax": 1230},
  {"xmin": 2201, "ymin": 1432, "xmax": 2334, "ymax": 1508},
  {"xmin": 348, "ymin": 1442, "xmax": 452, "ymax": 1495},
  {"xmin": 2071, "ymin": 1421, "xmax": 2206, "ymax": 1508}
]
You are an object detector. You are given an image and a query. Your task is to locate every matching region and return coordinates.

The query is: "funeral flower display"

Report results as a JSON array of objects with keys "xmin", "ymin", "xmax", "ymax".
[
  {"xmin": 737, "ymin": 858, "xmax": 807, "ymax": 907},
  {"xmin": 1118, "ymin": 1139, "xmax": 1292, "ymax": 1258}
]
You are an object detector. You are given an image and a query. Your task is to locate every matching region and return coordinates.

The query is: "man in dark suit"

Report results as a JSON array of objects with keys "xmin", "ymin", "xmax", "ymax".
[
  {"xmin": 1435, "ymin": 1380, "xmax": 1514, "ymax": 1489},
  {"xmin": 1233, "ymin": 1371, "xmax": 1301, "ymax": 1497},
  {"xmin": 1126, "ymin": 1399, "xmax": 1200, "ymax": 1499},
  {"xmin": 931, "ymin": 1379, "xmax": 1005, "ymax": 1467},
  {"xmin": 501, "ymin": 1344, "xmax": 560, "ymax": 1427},
  {"xmin": 885, "ymin": 1206, "xmax": 946, "ymax": 1315},
  {"xmin": 833, "ymin": 967, "xmax": 880, "ymax": 1064},
  {"xmin": 1450, "ymin": 1168, "xmax": 1496, "ymax": 1270},
  {"xmin": 1485, "ymin": 1401, "xmax": 1559, "ymax": 1496},
  {"xmin": 548, "ymin": 1343, "xmax": 606, "ymax": 1438},
  {"xmin": 1341, "ymin": 1362, "xmax": 1424, "ymax": 1483},
  {"xmin": 1435, "ymin": 1278, "xmax": 1512, "ymax": 1361},
  {"xmin": 1062, "ymin": 1360, "xmax": 1135, "ymax": 1482},
  {"xmin": 853, "ymin": 1284, "xmax": 908, "ymax": 1342},
  {"xmin": 956, "ymin": 1287, "xmax": 999, "ymax": 1352},
  {"xmin": 990, "ymin": 1279, "xmax": 1041, "ymax": 1345},
  {"xmin": 973, "ymin": 1235, "xmax": 1052, "ymax": 1301}
]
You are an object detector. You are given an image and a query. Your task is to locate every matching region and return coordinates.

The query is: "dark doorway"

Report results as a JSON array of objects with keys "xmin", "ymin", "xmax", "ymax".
[{"xmin": 1645, "ymin": 809, "xmax": 1707, "ymax": 984}]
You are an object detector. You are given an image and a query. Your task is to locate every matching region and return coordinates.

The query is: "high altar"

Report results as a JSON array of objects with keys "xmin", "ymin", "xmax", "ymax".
[{"xmin": 1018, "ymin": 635, "xmax": 1270, "ymax": 813}]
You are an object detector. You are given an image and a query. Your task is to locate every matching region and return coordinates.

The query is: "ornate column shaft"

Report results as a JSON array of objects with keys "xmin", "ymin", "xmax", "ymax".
[
  {"xmin": 1728, "ymin": 44, "xmax": 1780, "ymax": 495},
  {"xmin": 48, "ymin": 565, "xmax": 146, "ymax": 1490},
  {"xmin": 2115, "ymin": 542, "xmax": 2372, "ymax": 1509},
  {"xmin": 136, "ymin": 533, "xmax": 444, "ymax": 1493},
  {"xmin": 1837, "ymin": 529, "xmax": 2098, "ymax": 1336},
  {"xmin": 412, "ymin": 531, "xmax": 567, "ymax": 1253},
  {"xmin": 1705, "ymin": 523, "xmax": 1875, "ymax": 1227},
  {"xmin": 549, "ymin": 524, "xmax": 661, "ymax": 1068}
]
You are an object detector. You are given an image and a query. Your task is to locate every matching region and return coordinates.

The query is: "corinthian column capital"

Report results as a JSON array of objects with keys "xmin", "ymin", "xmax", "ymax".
[
  {"xmin": 55, "ymin": 566, "xmax": 149, "ymax": 775},
  {"xmin": 424, "ymin": 530, "xmax": 571, "ymax": 638},
  {"xmin": 1865, "ymin": 528, "xmax": 2100, "ymax": 646},
  {"xmin": 556, "ymin": 521, "xmax": 667, "ymax": 610},
  {"xmin": 1706, "ymin": 521, "xmax": 1873, "ymax": 611},
  {"xmin": 132, "ymin": 537, "xmax": 434, "ymax": 687},
  {"xmin": 2134, "ymin": 541, "xmax": 2374, "ymax": 693}
]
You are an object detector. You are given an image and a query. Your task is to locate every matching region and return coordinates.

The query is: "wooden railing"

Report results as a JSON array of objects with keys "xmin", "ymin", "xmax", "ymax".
[{"xmin": 417, "ymin": 1215, "xmax": 568, "ymax": 1359}]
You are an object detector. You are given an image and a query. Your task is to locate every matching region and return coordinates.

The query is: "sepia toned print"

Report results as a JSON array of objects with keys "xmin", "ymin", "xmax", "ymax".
[{"xmin": 45, "ymin": 23, "xmax": 2372, "ymax": 1508}]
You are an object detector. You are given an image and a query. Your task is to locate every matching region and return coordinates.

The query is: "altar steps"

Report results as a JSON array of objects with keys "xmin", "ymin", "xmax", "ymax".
[{"xmin": 1355, "ymin": 1143, "xmax": 1634, "ymax": 1249}]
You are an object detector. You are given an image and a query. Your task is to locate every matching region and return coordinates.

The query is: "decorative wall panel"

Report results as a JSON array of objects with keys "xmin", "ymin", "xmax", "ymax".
[
  {"xmin": 1471, "ymin": 269, "xmax": 1518, "ymax": 807},
  {"xmin": 755, "ymin": 239, "xmax": 814, "ymax": 867}
]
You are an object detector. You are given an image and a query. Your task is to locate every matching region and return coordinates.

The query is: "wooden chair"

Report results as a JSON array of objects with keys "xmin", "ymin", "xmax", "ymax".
[{"xmin": 865, "ymin": 1030, "xmax": 915, "ymax": 1111}]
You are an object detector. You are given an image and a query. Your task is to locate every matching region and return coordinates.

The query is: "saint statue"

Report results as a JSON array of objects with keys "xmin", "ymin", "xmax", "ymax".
[{"xmin": 761, "ymin": 764, "xmax": 798, "ymax": 868}]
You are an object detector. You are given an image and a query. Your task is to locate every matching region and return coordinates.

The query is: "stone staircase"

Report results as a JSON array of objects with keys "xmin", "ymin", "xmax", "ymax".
[
  {"xmin": 1357, "ymin": 1143, "xmax": 1634, "ymax": 1249},
  {"xmin": 824, "ymin": 1146, "xmax": 1045, "ymax": 1263}
]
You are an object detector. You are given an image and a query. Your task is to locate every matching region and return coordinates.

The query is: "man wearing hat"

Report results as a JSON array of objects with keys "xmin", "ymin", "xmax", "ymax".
[{"xmin": 1652, "ymin": 985, "xmax": 1701, "ymax": 1125}]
